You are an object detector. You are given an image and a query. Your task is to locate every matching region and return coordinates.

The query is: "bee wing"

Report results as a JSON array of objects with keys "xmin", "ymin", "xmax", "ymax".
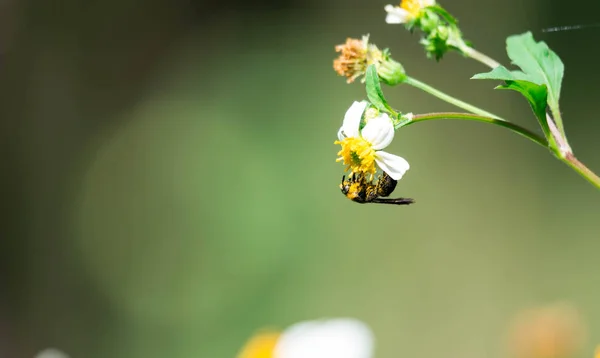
[{"xmin": 370, "ymin": 197, "xmax": 415, "ymax": 205}]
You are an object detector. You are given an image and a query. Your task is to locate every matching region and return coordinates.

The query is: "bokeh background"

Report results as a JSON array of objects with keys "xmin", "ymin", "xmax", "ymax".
[{"xmin": 2, "ymin": 0, "xmax": 600, "ymax": 357}]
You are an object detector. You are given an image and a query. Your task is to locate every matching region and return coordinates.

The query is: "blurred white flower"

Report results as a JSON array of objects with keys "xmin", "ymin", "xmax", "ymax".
[
  {"xmin": 274, "ymin": 318, "xmax": 374, "ymax": 358},
  {"xmin": 385, "ymin": 0, "xmax": 435, "ymax": 24},
  {"xmin": 35, "ymin": 348, "xmax": 70, "ymax": 358},
  {"xmin": 237, "ymin": 318, "xmax": 374, "ymax": 358}
]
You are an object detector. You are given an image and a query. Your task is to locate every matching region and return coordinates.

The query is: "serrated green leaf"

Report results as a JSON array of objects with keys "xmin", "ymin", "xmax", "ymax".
[
  {"xmin": 472, "ymin": 65, "xmax": 550, "ymax": 138},
  {"xmin": 472, "ymin": 65, "xmax": 532, "ymax": 82},
  {"xmin": 506, "ymin": 32, "xmax": 564, "ymax": 106},
  {"xmin": 471, "ymin": 32, "xmax": 566, "ymax": 145},
  {"xmin": 365, "ymin": 65, "xmax": 394, "ymax": 114}
]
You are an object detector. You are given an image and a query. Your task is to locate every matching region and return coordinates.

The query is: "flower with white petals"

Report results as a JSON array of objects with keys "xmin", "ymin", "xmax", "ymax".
[
  {"xmin": 237, "ymin": 318, "xmax": 374, "ymax": 358},
  {"xmin": 35, "ymin": 349, "xmax": 70, "ymax": 358},
  {"xmin": 385, "ymin": 0, "xmax": 435, "ymax": 24},
  {"xmin": 335, "ymin": 101, "xmax": 410, "ymax": 180}
]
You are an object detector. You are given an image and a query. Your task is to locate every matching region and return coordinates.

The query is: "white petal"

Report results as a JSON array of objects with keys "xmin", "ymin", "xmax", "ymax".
[
  {"xmin": 375, "ymin": 151, "xmax": 410, "ymax": 180},
  {"xmin": 35, "ymin": 349, "xmax": 70, "ymax": 358},
  {"xmin": 337, "ymin": 126, "xmax": 345, "ymax": 141},
  {"xmin": 361, "ymin": 113, "xmax": 394, "ymax": 150},
  {"xmin": 422, "ymin": 0, "xmax": 436, "ymax": 6},
  {"xmin": 274, "ymin": 318, "xmax": 374, "ymax": 358},
  {"xmin": 341, "ymin": 101, "xmax": 368, "ymax": 138},
  {"xmin": 384, "ymin": 5, "xmax": 410, "ymax": 24}
]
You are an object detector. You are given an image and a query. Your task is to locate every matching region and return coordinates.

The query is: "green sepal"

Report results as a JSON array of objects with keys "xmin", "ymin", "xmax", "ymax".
[
  {"xmin": 427, "ymin": 5, "xmax": 458, "ymax": 27},
  {"xmin": 365, "ymin": 64, "xmax": 396, "ymax": 115},
  {"xmin": 394, "ymin": 114, "xmax": 413, "ymax": 129}
]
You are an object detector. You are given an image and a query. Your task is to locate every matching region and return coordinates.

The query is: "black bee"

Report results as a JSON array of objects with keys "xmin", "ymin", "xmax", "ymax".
[{"xmin": 340, "ymin": 172, "xmax": 415, "ymax": 205}]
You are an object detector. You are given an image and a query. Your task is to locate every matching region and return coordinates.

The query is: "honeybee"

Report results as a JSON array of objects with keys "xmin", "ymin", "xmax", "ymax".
[{"xmin": 340, "ymin": 172, "xmax": 415, "ymax": 205}]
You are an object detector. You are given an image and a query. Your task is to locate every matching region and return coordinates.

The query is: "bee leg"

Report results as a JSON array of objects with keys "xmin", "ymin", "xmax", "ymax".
[{"xmin": 365, "ymin": 188, "xmax": 379, "ymax": 202}]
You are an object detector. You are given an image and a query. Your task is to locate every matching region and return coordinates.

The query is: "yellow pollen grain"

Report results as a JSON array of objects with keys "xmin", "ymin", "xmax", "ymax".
[{"xmin": 237, "ymin": 331, "xmax": 281, "ymax": 358}]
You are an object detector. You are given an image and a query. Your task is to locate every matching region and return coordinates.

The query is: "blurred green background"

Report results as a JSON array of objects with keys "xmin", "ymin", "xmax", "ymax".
[{"xmin": 1, "ymin": 0, "xmax": 600, "ymax": 357}]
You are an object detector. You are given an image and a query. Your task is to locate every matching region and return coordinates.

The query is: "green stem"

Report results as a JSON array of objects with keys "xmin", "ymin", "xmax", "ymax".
[
  {"xmin": 458, "ymin": 46, "xmax": 575, "ymax": 154},
  {"xmin": 404, "ymin": 76, "xmax": 504, "ymax": 120},
  {"xmin": 548, "ymin": 103, "xmax": 567, "ymax": 139},
  {"xmin": 432, "ymin": 44, "xmax": 600, "ymax": 189},
  {"xmin": 406, "ymin": 112, "xmax": 548, "ymax": 148},
  {"xmin": 458, "ymin": 45, "xmax": 501, "ymax": 68},
  {"xmin": 561, "ymin": 153, "xmax": 600, "ymax": 190},
  {"xmin": 407, "ymin": 112, "xmax": 600, "ymax": 190}
]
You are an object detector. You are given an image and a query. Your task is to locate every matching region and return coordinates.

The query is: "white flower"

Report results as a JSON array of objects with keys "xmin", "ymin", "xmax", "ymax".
[
  {"xmin": 35, "ymin": 349, "xmax": 70, "ymax": 358},
  {"xmin": 385, "ymin": 0, "xmax": 436, "ymax": 24},
  {"xmin": 274, "ymin": 318, "xmax": 374, "ymax": 358},
  {"xmin": 335, "ymin": 101, "xmax": 410, "ymax": 180}
]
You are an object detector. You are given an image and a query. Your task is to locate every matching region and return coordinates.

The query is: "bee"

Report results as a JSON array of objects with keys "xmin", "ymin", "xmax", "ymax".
[{"xmin": 340, "ymin": 172, "xmax": 415, "ymax": 205}]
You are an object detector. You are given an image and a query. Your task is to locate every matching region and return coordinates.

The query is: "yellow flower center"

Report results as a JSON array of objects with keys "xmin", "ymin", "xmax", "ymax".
[
  {"xmin": 400, "ymin": 0, "xmax": 425, "ymax": 18},
  {"xmin": 237, "ymin": 331, "xmax": 281, "ymax": 358},
  {"xmin": 335, "ymin": 137, "xmax": 377, "ymax": 177}
]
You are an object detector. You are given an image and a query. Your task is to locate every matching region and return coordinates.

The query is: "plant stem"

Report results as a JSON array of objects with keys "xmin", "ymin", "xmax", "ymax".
[
  {"xmin": 436, "ymin": 44, "xmax": 600, "ymax": 189},
  {"xmin": 548, "ymin": 103, "xmax": 567, "ymax": 140},
  {"xmin": 406, "ymin": 112, "xmax": 548, "ymax": 148},
  {"xmin": 407, "ymin": 112, "xmax": 600, "ymax": 190},
  {"xmin": 404, "ymin": 76, "xmax": 503, "ymax": 120},
  {"xmin": 458, "ymin": 45, "xmax": 501, "ymax": 68},
  {"xmin": 561, "ymin": 153, "xmax": 600, "ymax": 190},
  {"xmin": 459, "ymin": 46, "xmax": 576, "ymax": 156}
]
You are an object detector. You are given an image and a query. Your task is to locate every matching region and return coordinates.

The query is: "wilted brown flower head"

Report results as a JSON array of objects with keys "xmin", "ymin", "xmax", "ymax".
[{"xmin": 333, "ymin": 36, "xmax": 383, "ymax": 83}]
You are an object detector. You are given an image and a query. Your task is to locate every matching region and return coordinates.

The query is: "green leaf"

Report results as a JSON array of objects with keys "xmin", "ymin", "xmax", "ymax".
[
  {"xmin": 472, "ymin": 66, "xmax": 550, "ymax": 137},
  {"xmin": 473, "ymin": 32, "xmax": 565, "ymax": 138},
  {"xmin": 472, "ymin": 31, "xmax": 566, "ymax": 142},
  {"xmin": 472, "ymin": 65, "xmax": 533, "ymax": 82},
  {"xmin": 506, "ymin": 32, "xmax": 565, "ymax": 139},
  {"xmin": 498, "ymin": 81, "xmax": 550, "ymax": 137},
  {"xmin": 365, "ymin": 65, "xmax": 393, "ymax": 113},
  {"xmin": 506, "ymin": 32, "xmax": 564, "ymax": 108}
]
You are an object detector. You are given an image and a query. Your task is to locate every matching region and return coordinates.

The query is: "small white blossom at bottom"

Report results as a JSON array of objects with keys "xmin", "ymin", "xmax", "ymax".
[
  {"xmin": 237, "ymin": 318, "xmax": 374, "ymax": 358},
  {"xmin": 35, "ymin": 348, "xmax": 70, "ymax": 358},
  {"xmin": 274, "ymin": 318, "xmax": 374, "ymax": 358}
]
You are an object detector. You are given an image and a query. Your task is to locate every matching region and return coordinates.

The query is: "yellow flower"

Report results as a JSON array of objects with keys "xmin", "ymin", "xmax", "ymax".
[
  {"xmin": 384, "ymin": 0, "xmax": 435, "ymax": 24},
  {"xmin": 237, "ymin": 331, "xmax": 281, "ymax": 358}
]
